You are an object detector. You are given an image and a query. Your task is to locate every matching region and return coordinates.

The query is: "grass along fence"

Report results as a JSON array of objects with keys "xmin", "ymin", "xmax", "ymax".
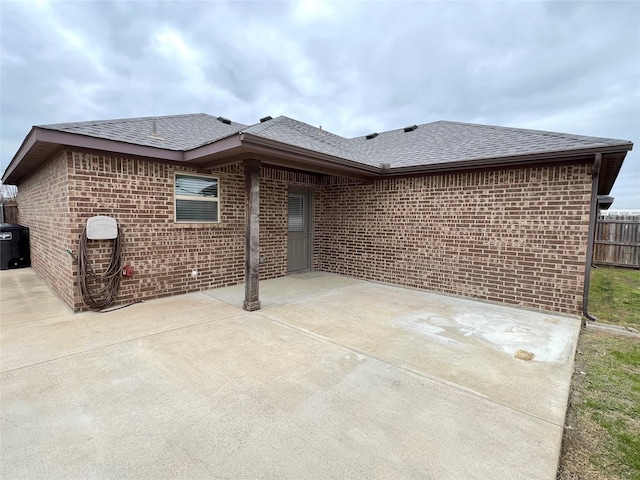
[{"xmin": 594, "ymin": 214, "xmax": 640, "ymax": 268}]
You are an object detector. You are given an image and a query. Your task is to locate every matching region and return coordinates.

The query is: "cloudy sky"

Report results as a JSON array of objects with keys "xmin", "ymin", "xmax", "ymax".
[{"xmin": 1, "ymin": 0, "xmax": 638, "ymax": 207}]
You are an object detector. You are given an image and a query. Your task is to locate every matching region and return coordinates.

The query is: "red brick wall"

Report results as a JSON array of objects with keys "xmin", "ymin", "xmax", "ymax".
[
  {"xmin": 17, "ymin": 150, "xmax": 592, "ymax": 315},
  {"xmin": 65, "ymin": 153, "xmax": 236, "ymax": 310},
  {"xmin": 63, "ymin": 153, "xmax": 318, "ymax": 311},
  {"xmin": 260, "ymin": 167, "xmax": 319, "ymax": 278},
  {"xmin": 315, "ymin": 164, "xmax": 592, "ymax": 315},
  {"xmin": 16, "ymin": 151, "xmax": 75, "ymax": 308}
]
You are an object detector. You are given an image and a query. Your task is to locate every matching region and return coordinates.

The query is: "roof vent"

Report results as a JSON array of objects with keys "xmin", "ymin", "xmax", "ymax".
[
  {"xmin": 365, "ymin": 132, "xmax": 379, "ymax": 140},
  {"xmin": 380, "ymin": 163, "xmax": 391, "ymax": 170},
  {"xmin": 260, "ymin": 116, "xmax": 273, "ymax": 123},
  {"xmin": 404, "ymin": 125, "xmax": 418, "ymax": 132},
  {"xmin": 148, "ymin": 120, "xmax": 164, "ymax": 140},
  {"xmin": 217, "ymin": 116, "xmax": 232, "ymax": 125}
]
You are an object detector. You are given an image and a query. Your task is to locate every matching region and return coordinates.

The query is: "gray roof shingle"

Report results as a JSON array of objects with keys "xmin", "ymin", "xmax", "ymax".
[
  {"xmin": 243, "ymin": 116, "xmax": 366, "ymax": 163},
  {"xmin": 348, "ymin": 121, "xmax": 630, "ymax": 168},
  {"xmin": 38, "ymin": 113, "xmax": 631, "ymax": 168},
  {"xmin": 39, "ymin": 113, "xmax": 247, "ymax": 151}
]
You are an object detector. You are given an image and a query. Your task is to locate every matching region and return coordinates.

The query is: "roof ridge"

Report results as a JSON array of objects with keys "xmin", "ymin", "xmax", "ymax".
[
  {"xmin": 279, "ymin": 115, "xmax": 348, "ymax": 140},
  {"xmin": 242, "ymin": 115, "xmax": 364, "ymax": 163},
  {"xmin": 242, "ymin": 115, "xmax": 287, "ymax": 135},
  {"xmin": 349, "ymin": 120, "xmax": 445, "ymax": 140}
]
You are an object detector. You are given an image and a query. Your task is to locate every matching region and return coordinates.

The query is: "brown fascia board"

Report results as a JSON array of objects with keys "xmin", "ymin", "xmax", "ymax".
[
  {"xmin": 2, "ymin": 127, "xmax": 38, "ymax": 183},
  {"xmin": 183, "ymin": 134, "xmax": 243, "ymax": 162},
  {"xmin": 190, "ymin": 132, "xmax": 379, "ymax": 180},
  {"xmin": 3, "ymin": 126, "xmax": 376, "ymax": 184},
  {"xmin": 238, "ymin": 133, "xmax": 380, "ymax": 175},
  {"xmin": 195, "ymin": 150, "xmax": 374, "ymax": 181},
  {"xmin": 379, "ymin": 143, "xmax": 633, "ymax": 178},
  {"xmin": 36, "ymin": 128, "xmax": 184, "ymax": 161},
  {"xmin": 4, "ymin": 125, "xmax": 632, "ymax": 192},
  {"xmin": 598, "ymin": 152, "xmax": 627, "ymax": 195},
  {"xmin": 234, "ymin": 135, "xmax": 632, "ymax": 183},
  {"xmin": 2, "ymin": 127, "xmax": 184, "ymax": 184}
]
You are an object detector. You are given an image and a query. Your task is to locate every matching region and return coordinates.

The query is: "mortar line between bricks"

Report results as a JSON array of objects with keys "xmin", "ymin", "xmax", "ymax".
[{"xmin": 258, "ymin": 311, "xmax": 564, "ymax": 429}]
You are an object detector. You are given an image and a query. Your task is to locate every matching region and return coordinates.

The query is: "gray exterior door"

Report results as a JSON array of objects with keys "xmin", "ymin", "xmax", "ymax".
[{"xmin": 287, "ymin": 189, "xmax": 310, "ymax": 272}]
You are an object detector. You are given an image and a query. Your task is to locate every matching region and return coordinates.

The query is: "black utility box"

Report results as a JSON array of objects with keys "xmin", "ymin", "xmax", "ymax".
[{"xmin": 0, "ymin": 224, "xmax": 31, "ymax": 270}]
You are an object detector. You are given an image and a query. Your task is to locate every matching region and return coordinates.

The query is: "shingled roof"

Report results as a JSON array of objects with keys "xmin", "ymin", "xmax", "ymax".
[
  {"xmin": 32, "ymin": 112, "xmax": 633, "ymax": 166},
  {"xmin": 243, "ymin": 116, "xmax": 364, "ymax": 163},
  {"xmin": 3, "ymin": 112, "xmax": 633, "ymax": 194},
  {"xmin": 39, "ymin": 113, "xmax": 247, "ymax": 151},
  {"xmin": 350, "ymin": 121, "xmax": 630, "ymax": 168}
]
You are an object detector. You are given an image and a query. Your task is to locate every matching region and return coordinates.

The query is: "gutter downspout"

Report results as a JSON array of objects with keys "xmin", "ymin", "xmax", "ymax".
[{"xmin": 582, "ymin": 153, "xmax": 601, "ymax": 323}]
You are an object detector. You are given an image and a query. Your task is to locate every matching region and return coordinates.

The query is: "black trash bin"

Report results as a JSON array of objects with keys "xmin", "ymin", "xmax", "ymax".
[{"xmin": 0, "ymin": 223, "xmax": 31, "ymax": 270}]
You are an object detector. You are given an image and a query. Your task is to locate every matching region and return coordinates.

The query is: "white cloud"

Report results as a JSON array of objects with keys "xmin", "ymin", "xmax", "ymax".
[
  {"xmin": 292, "ymin": 0, "xmax": 335, "ymax": 21},
  {"xmin": 0, "ymin": 0, "xmax": 638, "ymax": 205}
]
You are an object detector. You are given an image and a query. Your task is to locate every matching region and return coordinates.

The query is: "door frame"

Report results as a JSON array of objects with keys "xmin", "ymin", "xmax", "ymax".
[{"xmin": 287, "ymin": 187, "xmax": 313, "ymax": 272}]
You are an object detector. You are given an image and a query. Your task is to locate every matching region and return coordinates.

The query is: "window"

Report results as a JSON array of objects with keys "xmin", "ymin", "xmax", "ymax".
[
  {"xmin": 288, "ymin": 193, "xmax": 304, "ymax": 231},
  {"xmin": 174, "ymin": 173, "xmax": 220, "ymax": 223}
]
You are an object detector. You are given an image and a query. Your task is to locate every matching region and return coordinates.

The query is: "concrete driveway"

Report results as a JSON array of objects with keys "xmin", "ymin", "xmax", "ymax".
[{"xmin": 0, "ymin": 268, "xmax": 580, "ymax": 479}]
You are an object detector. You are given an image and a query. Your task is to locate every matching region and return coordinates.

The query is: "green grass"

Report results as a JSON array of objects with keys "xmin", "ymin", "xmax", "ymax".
[
  {"xmin": 588, "ymin": 267, "xmax": 640, "ymax": 328},
  {"xmin": 559, "ymin": 266, "xmax": 640, "ymax": 479},
  {"xmin": 576, "ymin": 333, "xmax": 640, "ymax": 478}
]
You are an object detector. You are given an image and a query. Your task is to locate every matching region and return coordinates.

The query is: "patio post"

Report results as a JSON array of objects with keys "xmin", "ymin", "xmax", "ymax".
[{"xmin": 243, "ymin": 159, "xmax": 261, "ymax": 311}]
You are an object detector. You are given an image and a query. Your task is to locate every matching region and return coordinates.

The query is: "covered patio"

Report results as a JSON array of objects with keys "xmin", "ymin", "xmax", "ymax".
[{"xmin": 1, "ymin": 268, "xmax": 579, "ymax": 479}]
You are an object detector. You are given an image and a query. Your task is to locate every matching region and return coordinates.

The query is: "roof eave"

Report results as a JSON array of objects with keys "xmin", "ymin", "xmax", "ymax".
[
  {"xmin": 2, "ymin": 128, "xmax": 184, "ymax": 185},
  {"xmin": 239, "ymin": 133, "xmax": 380, "ymax": 176},
  {"xmin": 183, "ymin": 134, "xmax": 243, "ymax": 161},
  {"xmin": 379, "ymin": 144, "xmax": 633, "ymax": 179},
  {"xmin": 3, "ymin": 125, "xmax": 632, "ymax": 193},
  {"xmin": 2, "ymin": 127, "xmax": 38, "ymax": 184},
  {"xmin": 36, "ymin": 128, "xmax": 184, "ymax": 161}
]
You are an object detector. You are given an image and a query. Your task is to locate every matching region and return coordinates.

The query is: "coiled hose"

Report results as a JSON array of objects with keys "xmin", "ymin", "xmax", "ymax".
[{"xmin": 77, "ymin": 226, "xmax": 124, "ymax": 311}]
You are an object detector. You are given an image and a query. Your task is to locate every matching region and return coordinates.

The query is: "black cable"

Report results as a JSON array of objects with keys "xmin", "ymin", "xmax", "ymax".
[{"xmin": 77, "ymin": 226, "xmax": 124, "ymax": 311}]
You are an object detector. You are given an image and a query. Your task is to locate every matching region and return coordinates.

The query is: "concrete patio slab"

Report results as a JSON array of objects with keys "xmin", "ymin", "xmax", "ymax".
[
  {"xmin": 0, "ymin": 267, "xmax": 53, "ymax": 301},
  {"xmin": 0, "ymin": 294, "xmax": 71, "ymax": 327},
  {"xmin": 223, "ymin": 277, "xmax": 579, "ymax": 425},
  {"xmin": 0, "ymin": 292, "xmax": 241, "ymax": 373},
  {"xmin": 0, "ymin": 268, "xmax": 579, "ymax": 479}
]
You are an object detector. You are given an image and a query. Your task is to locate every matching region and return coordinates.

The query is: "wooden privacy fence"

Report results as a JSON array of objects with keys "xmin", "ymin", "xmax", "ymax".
[
  {"xmin": 0, "ymin": 204, "xmax": 19, "ymax": 224},
  {"xmin": 593, "ymin": 214, "xmax": 640, "ymax": 268}
]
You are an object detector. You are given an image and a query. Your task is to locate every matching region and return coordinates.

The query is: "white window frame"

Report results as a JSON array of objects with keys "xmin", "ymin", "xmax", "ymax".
[{"xmin": 174, "ymin": 172, "xmax": 220, "ymax": 223}]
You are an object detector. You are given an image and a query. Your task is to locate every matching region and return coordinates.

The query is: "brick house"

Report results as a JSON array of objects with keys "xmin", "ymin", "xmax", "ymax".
[{"xmin": 1, "ymin": 114, "xmax": 632, "ymax": 315}]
